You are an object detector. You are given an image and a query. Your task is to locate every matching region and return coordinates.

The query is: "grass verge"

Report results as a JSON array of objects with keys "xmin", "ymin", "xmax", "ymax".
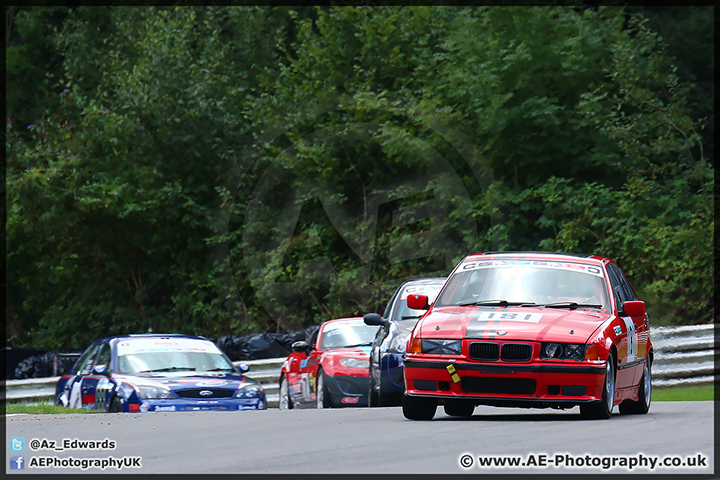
[
  {"xmin": 653, "ymin": 385, "xmax": 714, "ymax": 401},
  {"xmin": 4, "ymin": 401, "xmax": 91, "ymax": 415}
]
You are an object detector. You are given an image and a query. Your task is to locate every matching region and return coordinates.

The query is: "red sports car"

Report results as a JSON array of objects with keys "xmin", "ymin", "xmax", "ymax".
[
  {"xmin": 279, "ymin": 317, "xmax": 380, "ymax": 409},
  {"xmin": 402, "ymin": 252, "xmax": 652, "ymax": 420}
]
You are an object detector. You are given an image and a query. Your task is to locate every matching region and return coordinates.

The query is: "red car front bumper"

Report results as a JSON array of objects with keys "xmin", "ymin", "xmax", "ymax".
[{"xmin": 403, "ymin": 357, "xmax": 607, "ymax": 408}]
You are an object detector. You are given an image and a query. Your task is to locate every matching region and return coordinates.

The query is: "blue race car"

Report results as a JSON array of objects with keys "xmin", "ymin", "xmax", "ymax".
[
  {"xmin": 363, "ymin": 277, "xmax": 446, "ymax": 406},
  {"xmin": 55, "ymin": 334, "xmax": 267, "ymax": 412}
]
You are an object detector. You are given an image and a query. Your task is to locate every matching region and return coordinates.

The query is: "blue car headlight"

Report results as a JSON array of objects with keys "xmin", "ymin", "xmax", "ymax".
[
  {"xmin": 135, "ymin": 384, "xmax": 173, "ymax": 400},
  {"xmin": 389, "ymin": 334, "xmax": 409, "ymax": 354},
  {"xmin": 421, "ymin": 339, "xmax": 462, "ymax": 355},
  {"xmin": 236, "ymin": 384, "xmax": 264, "ymax": 399}
]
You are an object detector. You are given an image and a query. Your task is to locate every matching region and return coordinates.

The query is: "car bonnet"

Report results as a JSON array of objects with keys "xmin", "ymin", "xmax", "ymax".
[
  {"xmin": 415, "ymin": 305, "xmax": 612, "ymax": 344},
  {"xmin": 114, "ymin": 371, "xmax": 252, "ymax": 392}
]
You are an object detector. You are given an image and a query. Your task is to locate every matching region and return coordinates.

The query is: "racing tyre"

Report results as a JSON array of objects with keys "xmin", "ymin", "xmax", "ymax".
[
  {"xmin": 109, "ymin": 396, "xmax": 123, "ymax": 413},
  {"xmin": 316, "ymin": 370, "xmax": 332, "ymax": 409},
  {"xmin": 279, "ymin": 375, "xmax": 293, "ymax": 410},
  {"xmin": 368, "ymin": 366, "xmax": 382, "ymax": 407},
  {"xmin": 443, "ymin": 399, "xmax": 475, "ymax": 417},
  {"xmin": 580, "ymin": 352, "xmax": 615, "ymax": 420},
  {"xmin": 402, "ymin": 395, "xmax": 437, "ymax": 420},
  {"xmin": 619, "ymin": 358, "xmax": 652, "ymax": 415}
]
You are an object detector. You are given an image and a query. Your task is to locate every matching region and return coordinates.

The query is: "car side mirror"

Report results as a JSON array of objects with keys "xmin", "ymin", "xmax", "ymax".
[
  {"xmin": 363, "ymin": 313, "xmax": 389, "ymax": 328},
  {"xmin": 92, "ymin": 364, "xmax": 109, "ymax": 376},
  {"xmin": 236, "ymin": 363, "xmax": 250, "ymax": 374},
  {"xmin": 292, "ymin": 341, "xmax": 310, "ymax": 353},
  {"xmin": 623, "ymin": 300, "xmax": 646, "ymax": 317},
  {"xmin": 407, "ymin": 294, "xmax": 429, "ymax": 310}
]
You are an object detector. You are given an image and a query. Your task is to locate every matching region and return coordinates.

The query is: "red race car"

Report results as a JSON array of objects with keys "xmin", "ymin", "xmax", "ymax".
[
  {"xmin": 279, "ymin": 317, "xmax": 380, "ymax": 409},
  {"xmin": 402, "ymin": 252, "xmax": 652, "ymax": 420}
]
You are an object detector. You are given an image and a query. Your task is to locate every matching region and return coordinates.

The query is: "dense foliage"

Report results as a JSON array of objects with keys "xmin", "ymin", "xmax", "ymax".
[{"xmin": 5, "ymin": 6, "xmax": 714, "ymax": 349}]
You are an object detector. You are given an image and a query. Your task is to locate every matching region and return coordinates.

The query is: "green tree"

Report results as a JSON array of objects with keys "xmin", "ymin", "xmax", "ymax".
[{"xmin": 5, "ymin": 6, "xmax": 713, "ymax": 349}]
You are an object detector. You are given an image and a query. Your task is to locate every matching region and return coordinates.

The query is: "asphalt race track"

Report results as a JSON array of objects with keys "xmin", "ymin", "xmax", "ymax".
[{"xmin": 5, "ymin": 401, "xmax": 714, "ymax": 475}]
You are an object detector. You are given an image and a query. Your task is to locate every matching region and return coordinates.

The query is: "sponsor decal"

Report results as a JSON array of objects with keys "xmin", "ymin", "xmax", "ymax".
[
  {"xmin": 117, "ymin": 338, "xmax": 217, "ymax": 355},
  {"xmin": 405, "ymin": 285, "xmax": 442, "ymax": 294},
  {"xmin": 96, "ymin": 378, "xmax": 111, "ymax": 410},
  {"xmin": 402, "ymin": 284, "xmax": 443, "ymax": 301},
  {"xmin": 466, "ymin": 309, "xmax": 544, "ymax": 339},
  {"xmin": 621, "ymin": 317, "xmax": 638, "ymax": 361},
  {"xmin": 476, "ymin": 311, "xmax": 544, "ymax": 323},
  {"xmin": 458, "ymin": 260, "xmax": 604, "ymax": 277},
  {"xmin": 195, "ymin": 380, "xmax": 226, "ymax": 387},
  {"xmin": 614, "ymin": 325, "xmax": 622, "ymax": 336}
]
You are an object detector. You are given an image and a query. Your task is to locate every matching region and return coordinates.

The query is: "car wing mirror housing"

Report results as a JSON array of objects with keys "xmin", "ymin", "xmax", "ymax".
[
  {"xmin": 291, "ymin": 340, "xmax": 312, "ymax": 355},
  {"xmin": 623, "ymin": 300, "xmax": 646, "ymax": 317},
  {"xmin": 236, "ymin": 363, "xmax": 250, "ymax": 374},
  {"xmin": 363, "ymin": 313, "xmax": 389, "ymax": 328},
  {"xmin": 92, "ymin": 364, "xmax": 110, "ymax": 376},
  {"xmin": 407, "ymin": 294, "xmax": 429, "ymax": 310}
]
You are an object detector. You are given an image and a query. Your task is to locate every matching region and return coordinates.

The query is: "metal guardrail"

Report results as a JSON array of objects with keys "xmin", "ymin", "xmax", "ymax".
[
  {"xmin": 234, "ymin": 358, "xmax": 284, "ymax": 408},
  {"xmin": 2, "ymin": 376, "xmax": 63, "ymax": 403},
  {"xmin": 650, "ymin": 324, "xmax": 716, "ymax": 388},
  {"xmin": 2, "ymin": 324, "xmax": 714, "ymax": 408}
]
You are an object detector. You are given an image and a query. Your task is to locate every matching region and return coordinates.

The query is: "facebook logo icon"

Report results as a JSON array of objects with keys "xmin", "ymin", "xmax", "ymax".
[{"xmin": 10, "ymin": 455, "xmax": 24, "ymax": 470}]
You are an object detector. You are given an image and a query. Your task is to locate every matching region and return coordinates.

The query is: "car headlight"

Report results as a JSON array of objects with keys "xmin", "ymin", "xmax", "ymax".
[
  {"xmin": 135, "ymin": 384, "xmax": 173, "ymax": 400},
  {"xmin": 421, "ymin": 339, "xmax": 462, "ymax": 355},
  {"xmin": 544, "ymin": 343, "xmax": 563, "ymax": 359},
  {"xmin": 540, "ymin": 343, "xmax": 586, "ymax": 360},
  {"xmin": 339, "ymin": 358, "xmax": 369, "ymax": 369},
  {"xmin": 389, "ymin": 334, "xmax": 409, "ymax": 354},
  {"xmin": 235, "ymin": 384, "xmax": 264, "ymax": 399}
]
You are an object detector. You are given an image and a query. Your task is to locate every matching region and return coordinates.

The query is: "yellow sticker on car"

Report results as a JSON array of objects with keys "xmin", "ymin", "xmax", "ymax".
[{"xmin": 446, "ymin": 364, "xmax": 461, "ymax": 383}]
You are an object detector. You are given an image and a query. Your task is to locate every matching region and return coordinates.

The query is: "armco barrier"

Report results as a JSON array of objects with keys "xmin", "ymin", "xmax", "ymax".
[
  {"xmin": 233, "ymin": 357, "xmax": 285, "ymax": 408},
  {"xmin": 651, "ymin": 324, "xmax": 716, "ymax": 388},
  {"xmin": 2, "ymin": 324, "xmax": 715, "ymax": 409}
]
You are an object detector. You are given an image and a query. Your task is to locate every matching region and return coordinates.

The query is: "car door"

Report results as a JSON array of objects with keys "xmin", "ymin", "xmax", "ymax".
[
  {"xmin": 607, "ymin": 264, "xmax": 642, "ymax": 389},
  {"xmin": 79, "ymin": 342, "xmax": 111, "ymax": 409},
  {"xmin": 65, "ymin": 344, "xmax": 100, "ymax": 408},
  {"xmin": 91, "ymin": 342, "xmax": 113, "ymax": 411},
  {"xmin": 285, "ymin": 351, "xmax": 304, "ymax": 405},
  {"xmin": 298, "ymin": 328, "xmax": 323, "ymax": 405},
  {"xmin": 612, "ymin": 263, "xmax": 648, "ymax": 385}
]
